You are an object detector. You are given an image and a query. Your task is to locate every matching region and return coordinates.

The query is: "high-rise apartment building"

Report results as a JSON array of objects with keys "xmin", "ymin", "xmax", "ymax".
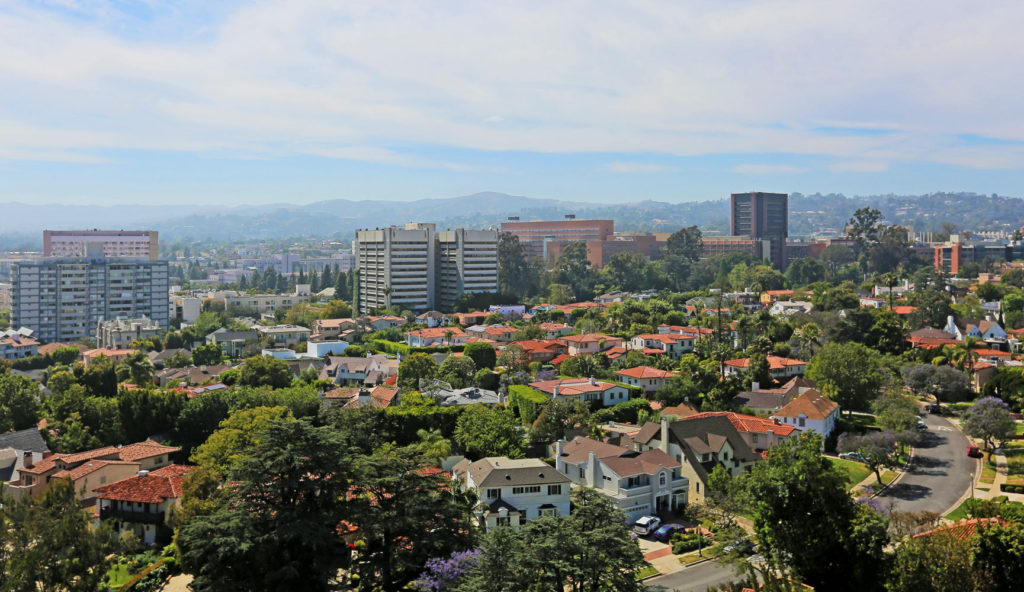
[
  {"xmin": 12, "ymin": 259, "xmax": 169, "ymax": 343},
  {"xmin": 43, "ymin": 230, "xmax": 159, "ymax": 261},
  {"xmin": 354, "ymin": 224, "xmax": 498, "ymax": 314},
  {"xmin": 437, "ymin": 229, "xmax": 499, "ymax": 310},
  {"xmin": 729, "ymin": 192, "xmax": 788, "ymax": 268}
]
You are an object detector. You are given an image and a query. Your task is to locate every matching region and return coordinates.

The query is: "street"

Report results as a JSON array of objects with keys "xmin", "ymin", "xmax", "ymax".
[
  {"xmin": 876, "ymin": 413, "xmax": 976, "ymax": 515},
  {"xmin": 644, "ymin": 560, "xmax": 741, "ymax": 592}
]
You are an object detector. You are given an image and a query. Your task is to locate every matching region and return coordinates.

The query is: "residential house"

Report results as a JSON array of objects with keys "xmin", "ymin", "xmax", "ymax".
[
  {"xmin": 770, "ymin": 389, "xmax": 840, "ymax": 438},
  {"xmin": 405, "ymin": 327, "xmax": 469, "ymax": 347},
  {"xmin": 465, "ymin": 325, "xmax": 518, "ymax": 343},
  {"xmin": 508, "ymin": 339, "xmax": 567, "ymax": 363},
  {"xmin": 147, "ymin": 348, "xmax": 190, "ymax": 368},
  {"xmin": 944, "ymin": 315, "xmax": 1008, "ymax": 349},
  {"xmin": 557, "ymin": 333, "xmax": 623, "ymax": 356},
  {"xmin": 4, "ymin": 440, "xmax": 179, "ymax": 501},
  {"xmin": 660, "ymin": 402, "xmax": 700, "ymax": 418},
  {"xmin": 429, "ymin": 386, "xmax": 502, "ymax": 407},
  {"xmin": 452, "ymin": 457, "xmax": 571, "ymax": 530},
  {"xmin": 362, "ymin": 315, "xmax": 407, "ymax": 331},
  {"xmin": 633, "ymin": 416, "xmax": 761, "ymax": 503},
  {"xmin": 768, "ymin": 300, "xmax": 813, "ymax": 317},
  {"xmin": 319, "ymin": 354, "xmax": 396, "ymax": 387},
  {"xmin": 682, "ymin": 412, "xmax": 796, "ymax": 453},
  {"xmin": 94, "ymin": 464, "xmax": 193, "ymax": 544},
  {"xmin": 0, "ymin": 334, "xmax": 39, "ymax": 360},
  {"xmin": 859, "ymin": 297, "xmax": 886, "ymax": 309},
  {"xmin": 256, "ymin": 324, "xmax": 311, "ymax": 347},
  {"xmin": 205, "ymin": 327, "xmax": 258, "ymax": 358},
  {"xmin": 732, "ymin": 376, "xmax": 817, "ymax": 415},
  {"xmin": 96, "ymin": 317, "xmax": 161, "ymax": 349},
  {"xmin": 614, "ymin": 366, "xmax": 678, "ymax": 394},
  {"xmin": 723, "ymin": 355, "xmax": 807, "ymax": 381},
  {"xmin": 416, "ymin": 311, "xmax": 450, "ymax": 328},
  {"xmin": 0, "ymin": 428, "xmax": 50, "ymax": 499},
  {"xmin": 529, "ymin": 377, "xmax": 632, "ymax": 408},
  {"xmin": 310, "ymin": 318, "xmax": 360, "ymax": 342},
  {"xmin": 82, "ymin": 348, "xmax": 135, "ymax": 367},
  {"xmin": 156, "ymin": 364, "xmax": 234, "ymax": 387},
  {"xmin": 322, "ymin": 385, "xmax": 400, "ymax": 409},
  {"xmin": 907, "ymin": 326, "xmax": 960, "ymax": 349},
  {"xmin": 538, "ymin": 322, "xmax": 573, "ymax": 339},
  {"xmin": 451, "ymin": 312, "xmax": 490, "ymax": 326},
  {"xmin": 628, "ymin": 334, "xmax": 694, "ymax": 359},
  {"xmin": 555, "ymin": 436, "xmax": 687, "ymax": 522}
]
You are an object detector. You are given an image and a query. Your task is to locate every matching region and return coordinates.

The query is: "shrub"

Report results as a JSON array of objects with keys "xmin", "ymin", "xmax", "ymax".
[{"xmin": 508, "ymin": 385, "xmax": 548, "ymax": 424}]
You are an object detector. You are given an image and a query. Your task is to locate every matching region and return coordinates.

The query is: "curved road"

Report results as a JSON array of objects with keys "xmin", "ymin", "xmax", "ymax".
[
  {"xmin": 876, "ymin": 413, "xmax": 977, "ymax": 515},
  {"xmin": 645, "ymin": 414, "xmax": 976, "ymax": 590}
]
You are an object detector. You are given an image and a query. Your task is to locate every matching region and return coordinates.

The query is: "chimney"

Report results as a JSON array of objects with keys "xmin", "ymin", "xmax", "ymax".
[
  {"xmin": 553, "ymin": 385, "xmax": 560, "ymax": 398},
  {"xmin": 22, "ymin": 451, "xmax": 33, "ymax": 469},
  {"xmin": 659, "ymin": 418, "xmax": 670, "ymax": 454},
  {"xmin": 752, "ymin": 381, "xmax": 760, "ymax": 392},
  {"xmin": 586, "ymin": 452, "xmax": 597, "ymax": 487},
  {"xmin": 589, "ymin": 376, "xmax": 598, "ymax": 386},
  {"xmin": 555, "ymin": 440, "xmax": 565, "ymax": 473},
  {"xmin": 137, "ymin": 469, "xmax": 149, "ymax": 477}
]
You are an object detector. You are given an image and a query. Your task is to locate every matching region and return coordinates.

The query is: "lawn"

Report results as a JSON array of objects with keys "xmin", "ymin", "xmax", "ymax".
[
  {"xmin": 635, "ymin": 565, "xmax": 659, "ymax": 580},
  {"xmin": 1015, "ymin": 422, "xmax": 1024, "ymax": 435},
  {"xmin": 104, "ymin": 563, "xmax": 132, "ymax": 588},
  {"xmin": 946, "ymin": 498, "xmax": 973, "ymax": 521},
  {"xmin": 829, "ymin": 457, "xmax": 872, "ymax": 490},
  {"xmin": 1004, "ymin": 445, "xmax": 1024, "ymax": 478},
  {"xmin": 981, "ymin": 462, "xmax": 997, "ymax": 485},
  {"xmin": 679, "ymin": 552, "xmax": 711, "ymax": 566},
  {"xmin": 879, "ymin": 469, "xmax": 898, "ymax": 487}
]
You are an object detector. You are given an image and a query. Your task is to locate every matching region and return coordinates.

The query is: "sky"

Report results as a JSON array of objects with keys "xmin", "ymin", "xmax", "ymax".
[{"xmin": 1, "ymin": 0, "xmax": 1023, "ymax": 206}]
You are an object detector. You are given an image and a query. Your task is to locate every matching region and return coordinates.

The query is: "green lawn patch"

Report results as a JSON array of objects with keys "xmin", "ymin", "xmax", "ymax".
[
  {"xmin": 981, "ymin": 463, "xmax": 997, "ymax": 485},
  {"xmin": 1015, "ymin": 422, "xmax": 1024, "ymax": 435},
  {"xmin": 635, "ymin": 565, "xmax": 659, "ymax": 580},
  {"xmin": 946, "ymin": 499, "xmax": 973, "ymax": 521},
  {"xmin": 1004, "ymin": 446, "xmax": 1024, "ymax": 478},
  {"xmin": 879, "ymin": 469, "xmax": 898, "ymax": 487},
  {"xmin": 829, "ymin": 457, "xmax": 872, "ymax": 490},
  {"xmin": 104, "ymin": 563, "xmax": 132, "ymax": 588},
  {"xmin": 679, "ymin": 552, "xmax": 711, "ymax": 566}
]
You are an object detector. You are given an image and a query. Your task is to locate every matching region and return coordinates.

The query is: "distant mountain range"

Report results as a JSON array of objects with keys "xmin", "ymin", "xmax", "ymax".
[{"xmin": 1, "ymin": 191, "xmax": 1021, "ymax": 248}]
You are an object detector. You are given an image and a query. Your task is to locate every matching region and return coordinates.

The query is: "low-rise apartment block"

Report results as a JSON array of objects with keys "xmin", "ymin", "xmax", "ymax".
[{"xmin": 97, "ymin": 317, "xmax": 161, "ymax": 349}]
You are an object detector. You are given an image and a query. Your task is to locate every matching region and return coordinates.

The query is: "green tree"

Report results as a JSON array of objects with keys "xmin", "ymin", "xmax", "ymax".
[
  {"xmin": 50, "ymin": 346, "xmax": 80, "ymax": 366},
  {"xmin": 744, "ymin": 433, "xmax": 889, "ymax": 591},
  {"xmin": 398, "ymin": 353, "xmax": 439, "ymax": 390},
  {"xmin": 0, "ymin": 373, "xmax": 40, "ymax": 431},
  {"xmin": 785, "ymin": 257, "xmax": 826, "ymax": 286},
  {"xmin": 962, "ymin": 397, "xmax": 1016, "ymax": 458},
  {"xmin": 191, "ymin": 406, "xmax": 295, "ymax": 476},
  {"xmin": 238, "ymin": 355, "xmax": 293, "ymax": 389},
  {"xmin": 454, "ymin": 404, "xmax": 525, "ymax": 459},
  {"xmin": 530, "ymin": 399, "xmax": 592, "ymax": 443},
  {"xmin": 350, "ymin": 445, "xmax": 476, "ymax": 591},
  {"xmin": 497, "ymin": 232, "xmax": 537, "ymax": 298},
  {"xmin": 191, "ymin": 343, "xmax": 225, "ymax": 366},
  {"xmin": 886, "ymin": 528, "xmax": 974, "ymax": 592},
  {"xmin": 806, "ymin": 342, "xmax": 884, "ymax": 415},
  {"xmin": 972, "ymin": 522, "xmax": 1024, "ymax": 592},
  {"xmin": 464, "ymin": 342, "xmax": 497, "ymax": 370},
  {"xmin": 2, "ymin": 478, "xmax": 111, "ymax": 591},
  {"xmin": 320, "ymin": 299, "xmax": 353, "ymax": 319},
  {"xmin": 439, "ymin": 355, "xmax": 477, "ymax": 389},
  {"xmin": 116, "ymin": 350, "xmax": 155, "ymax": 386},
  {"xmin": 179, "ymin": 420, "xmax": 354, "ymax": 592}
]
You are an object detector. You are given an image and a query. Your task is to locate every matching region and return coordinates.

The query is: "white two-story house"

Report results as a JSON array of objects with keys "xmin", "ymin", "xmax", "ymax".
[
  {"xmin": 629, "ymin": 334, "xmax": 695, "ymax": 359},
  {"xmin": 614, "ymin": 366, "xmax": 678, "ymax": 394},
  {"xmin": 770, "ymin": 388, "xmax": 840, "ymax": 439},
  {"xmin": 452, "ymin": 457, "xmax": 571, "ymax": 531},
  {"xmin": 556, "ymin": 437, "xmax": 688, "ymax": 523}
]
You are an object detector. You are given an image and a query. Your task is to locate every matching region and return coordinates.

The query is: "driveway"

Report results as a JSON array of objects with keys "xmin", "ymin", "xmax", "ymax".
[
  {"xmin": 643, "ymin": 560, "xmax": 739, "ymax": 591},
  {"xmin": 875, "ymin": 413, "xmax": 977, "ymax": 515}
]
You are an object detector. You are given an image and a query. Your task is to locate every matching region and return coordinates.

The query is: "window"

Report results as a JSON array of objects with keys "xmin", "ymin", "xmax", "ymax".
[
  {"xmin": 100, "ymin": 476, "xmax": 106, "ymax": 484},
  {"xmin": 540, "ymin": 507, "xmax": 559, "ymax": 517},
  {"xmin": 579, "ymin": 467, "xmax": 584, "ymax": 478},
  {"xmin": 799, "ymin": 417, "xmax": 806, "ymax": 427},
  {"xmin": 659, "ymin": 473, "xmax": 667, "ymax": 486},
  {"xmin": 512, "ymin": 486, "xmax": 541, "ymax": 495},
  {"xmin": 752, "ymin": 433, "xmax": 759, "ymax": 443},
  {"xmin": 486, "ymin": 488, "xmax": 500, "ymax": 499},
  {"xmin": 496, "ymin": 516, "xmax": 511, "ymax": 527},
  {"xmin": 547, "ymin": 485, "xmax": 562, "ymax": 496}
]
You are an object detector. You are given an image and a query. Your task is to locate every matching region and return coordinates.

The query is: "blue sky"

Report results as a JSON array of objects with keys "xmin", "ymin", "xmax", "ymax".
[{"xmin": 1, "ymin": 1, "xmax": 1022, "ymax": 206}]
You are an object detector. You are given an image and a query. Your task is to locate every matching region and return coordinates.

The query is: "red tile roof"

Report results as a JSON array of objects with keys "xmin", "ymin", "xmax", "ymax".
[
  {"xmin": 118, "ymin": 441, "xmax": 181, "ymax": 462},
  {"xmin": 724, "ymin": 356, "xmax": 807, "ymax": 370},
  {"xmin": 685, "ymin": 411, "xmax": 797, "ymax": 437},
  {"xmin": 406, "ymin": 327, "xmax": 467, "ymax": 339},
  {"xmin": 95, "ymin": 464, "xmax": 193, "ymax": 503},
  {"xmin": 914, "ymin": 518, "xmax": 1005, "ymax": 541},
  {"xmin": 615, "ymin": 366, "xmax": 678, "ymax": 379},
  {"xmin": 530, "ymin": 378, "xmax": 621, "ymax": 396}
]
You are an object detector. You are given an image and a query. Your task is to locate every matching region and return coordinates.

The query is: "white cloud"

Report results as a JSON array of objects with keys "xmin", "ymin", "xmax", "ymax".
[
  {"xmin": 732, "ymin": 164, "xmax": 807, "ymax": 174},
  {"xmin": 605, "ymin": 162, "xmax": 678, "ymax": 173},
  {"xmin": 828, "ymin": 161, "xmax": 889, "ymax": 173},
  {"xmin": 0, "ymin": 1, "xmax": 1022, "ymax": 169}
]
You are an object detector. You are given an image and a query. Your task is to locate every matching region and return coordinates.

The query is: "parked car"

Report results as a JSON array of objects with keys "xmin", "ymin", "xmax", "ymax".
[
  {"xmin": 916, "ymin": 419, "xmax": 928, "ymax": 431},
  {"xmin": 633, "ymin": 515, "xmax": 661, "ymax": 536},
  {"xmin": 724, "ymin": 538, "xmax": 756, "ymax": 555},
  {"xmin": 968, "ymin": 445, "xmax": 983, "ymax": 458},
  {"xmin": 839, "ymin": 452, "xmax": 869, "ymax": 463},
  {"xmin": 653, "ymin": 523, "xmax": 686, "ymax": 542}
]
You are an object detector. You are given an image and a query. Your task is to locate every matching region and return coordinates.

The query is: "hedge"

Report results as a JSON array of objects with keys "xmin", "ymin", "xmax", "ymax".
[
  {"xmin": 1001, "ymin": 482, "xmax": 1024, "ymax": 494},
  {"xmin": 371, "ymin": 340, "xmax": 466, "ymax": 356},
  {"xmin": 508, "ymin": 385, "xmax": 549, "ymax": 424}
]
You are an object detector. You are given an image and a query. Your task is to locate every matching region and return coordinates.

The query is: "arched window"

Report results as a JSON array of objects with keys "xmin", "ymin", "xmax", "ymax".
[{"xmin": 659, "ymin": 472, "xmax": 667, "ymax": 486}]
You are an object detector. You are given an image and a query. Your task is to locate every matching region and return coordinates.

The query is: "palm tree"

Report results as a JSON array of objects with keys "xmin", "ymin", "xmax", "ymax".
[
  {"xmin": 118, "ymin": 351, "xmax": 155, "ymax": 387},
  {"xmin": 953, "ymin": 336, "xmax": 982, "ymax": 376},
  {"xmin": 414, "ymin": 429, "xmax": 451, "ymax": 466}
]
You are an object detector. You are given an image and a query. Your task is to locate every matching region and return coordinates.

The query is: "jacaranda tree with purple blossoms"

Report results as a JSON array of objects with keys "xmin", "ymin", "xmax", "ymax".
[
  {"xmin": 412, "ymin": 549, "xmax": 482, "ymax": 592},
  {"xmin": 963, "ymin": 396, "xmax": 1016, "ymax": 460},
  {"xmin": 838, "ymin": 430, "xmax": 897, "ymax": 485}
]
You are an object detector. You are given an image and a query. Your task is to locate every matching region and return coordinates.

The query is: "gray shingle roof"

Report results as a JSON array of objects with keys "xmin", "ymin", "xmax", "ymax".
[{"xmin": 0, "ymin": 428, "xmax": 49, "ymax": 453}]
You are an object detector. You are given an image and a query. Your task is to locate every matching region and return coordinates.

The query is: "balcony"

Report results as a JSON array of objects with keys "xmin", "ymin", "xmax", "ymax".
[{"xmin": 99, "ymin": 507, "xmax": 164, "ymax": 525}]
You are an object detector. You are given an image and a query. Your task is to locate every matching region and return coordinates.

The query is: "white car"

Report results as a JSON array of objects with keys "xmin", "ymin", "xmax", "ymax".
[{"xmin": 633, "ymin": 515, "xmax": 662, "ymax": 536}]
